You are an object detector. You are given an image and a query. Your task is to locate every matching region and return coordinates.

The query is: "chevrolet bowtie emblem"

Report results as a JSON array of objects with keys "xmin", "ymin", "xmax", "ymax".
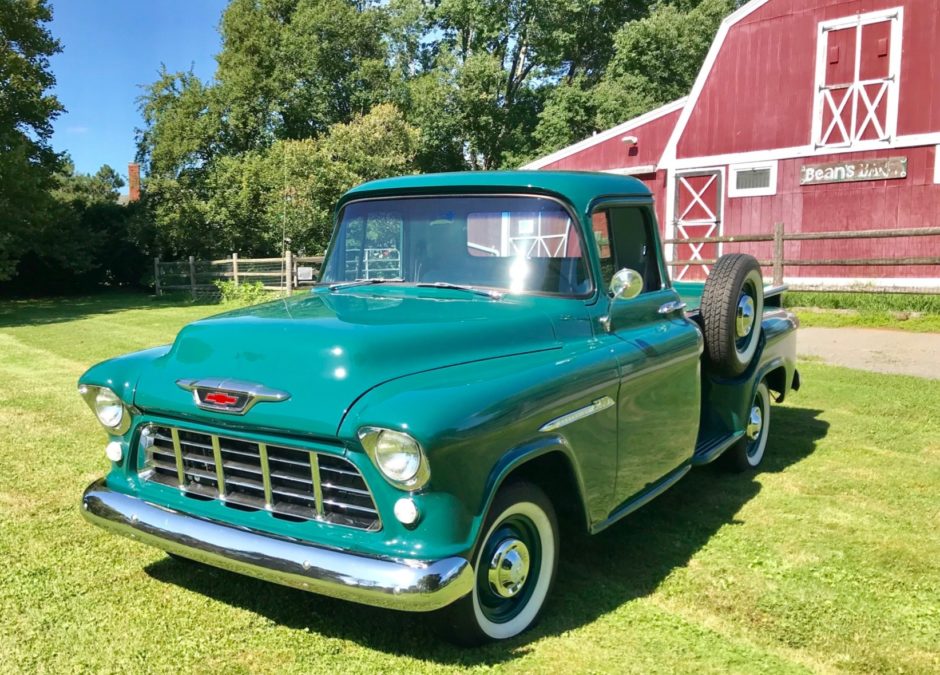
[{"xmin": 176, "ymin": 378, "xmax": 290, "ymax": 415}]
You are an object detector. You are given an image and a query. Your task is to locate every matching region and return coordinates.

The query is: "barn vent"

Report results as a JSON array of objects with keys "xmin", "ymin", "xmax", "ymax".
[{"xmin": 735, "ymin": 168, "xmax": 772, "ymax": 191}]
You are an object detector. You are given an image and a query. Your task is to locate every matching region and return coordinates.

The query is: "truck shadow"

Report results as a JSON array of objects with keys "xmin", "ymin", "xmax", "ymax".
[{"xmin": 144, "ymin": 405, "xmax": 828, "ymax": 667}]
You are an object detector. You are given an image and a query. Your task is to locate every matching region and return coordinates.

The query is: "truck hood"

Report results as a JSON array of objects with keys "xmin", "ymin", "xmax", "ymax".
[{"xmin": 133, "ymin": 289, "xmax": 560, "ymax": 437}]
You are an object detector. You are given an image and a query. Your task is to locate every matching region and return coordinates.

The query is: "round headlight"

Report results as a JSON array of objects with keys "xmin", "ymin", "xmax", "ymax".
[
  {"xmin": 374, "ymin": 430, "xmax": 421, "ymax": 482},
  {"xmin": 94, "ymin": 388, "xmax": 125, "ymax": 429}
]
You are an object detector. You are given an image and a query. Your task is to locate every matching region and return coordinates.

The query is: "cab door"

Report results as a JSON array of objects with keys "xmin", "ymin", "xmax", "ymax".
[{"xmin": 592, "ymin": 205, "xmax": 702, "ymax": 505}]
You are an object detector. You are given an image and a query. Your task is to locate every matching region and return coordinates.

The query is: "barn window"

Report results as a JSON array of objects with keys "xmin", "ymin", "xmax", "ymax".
[
  {"xmin": 812, "ymin": 8, "xmax": 902, "ymax": 150},
  {"xmin": 728, "ymin": 161, "xmax": 777, "ymax": 198}
]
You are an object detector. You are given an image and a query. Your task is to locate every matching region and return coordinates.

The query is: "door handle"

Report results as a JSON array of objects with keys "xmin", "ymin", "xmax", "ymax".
[{"xmin": 658, "ymin": 300, "xmax": 687, "ymax": 315}]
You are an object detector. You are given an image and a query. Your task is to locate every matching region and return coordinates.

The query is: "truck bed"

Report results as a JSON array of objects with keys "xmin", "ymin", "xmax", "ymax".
[{"xmin": 672, "ymin": 281, "xmax": 789, "ymax": 318}]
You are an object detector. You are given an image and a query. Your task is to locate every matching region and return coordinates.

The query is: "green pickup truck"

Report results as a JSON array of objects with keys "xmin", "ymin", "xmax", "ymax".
[{"xmin": 79, "ymin": 171, "xmax": 799, "ymax": 644}]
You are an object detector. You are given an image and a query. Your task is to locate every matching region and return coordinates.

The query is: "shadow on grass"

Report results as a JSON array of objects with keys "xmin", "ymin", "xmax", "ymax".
[
  {"xmin": 0, "ymin": 290, "xmax": 217, "ymax": 328},
  {"xmin": 144, "ymin": 405, "xmax": 828, "ymax": 666}
]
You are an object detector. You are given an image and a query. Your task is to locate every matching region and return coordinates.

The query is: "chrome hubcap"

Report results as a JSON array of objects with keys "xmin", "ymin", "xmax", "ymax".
[
  {"xmin": 488, "ymin": 538, "xmax": 530, "ymax": 598},
  {"xmin": 746, "ymin": 405, "xmax": 763, "ymax": 440},
  {"xmin": 736, "ymin": 294, "xmax": 755, "ymax": 338}
]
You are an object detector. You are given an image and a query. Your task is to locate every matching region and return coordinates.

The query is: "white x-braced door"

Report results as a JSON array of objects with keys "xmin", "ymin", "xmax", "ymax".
[
  {"xmin": 813, "ymin": 9, "xmax": 901, "ymax": 148},
  {"xmin": 673, "ymin": 169, "xmax": 723, "ymax": 281}
]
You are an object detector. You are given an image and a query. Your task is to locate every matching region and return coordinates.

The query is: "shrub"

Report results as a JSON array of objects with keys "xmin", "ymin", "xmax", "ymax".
[{"xmin": 213, "ymin": 280, "xmax": 270, "ymax": 305}]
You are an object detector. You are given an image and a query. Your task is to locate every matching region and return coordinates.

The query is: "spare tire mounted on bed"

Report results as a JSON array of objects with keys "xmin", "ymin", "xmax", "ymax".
[{"xmin": 700, "ymin": 253, "xmax": 764, "ymax": 377}]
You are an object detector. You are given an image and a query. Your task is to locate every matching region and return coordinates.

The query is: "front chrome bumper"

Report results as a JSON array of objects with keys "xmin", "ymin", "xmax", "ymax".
[{"xmin": 80, "ymin": 480, "xmax": 473, "ymax": 612}]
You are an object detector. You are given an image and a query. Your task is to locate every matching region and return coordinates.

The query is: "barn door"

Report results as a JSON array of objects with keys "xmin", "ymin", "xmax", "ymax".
[
  {"xmin": 814, "ymin": 10, "xmax": 901, "ymax": 148},
  {"xmin": 673, "ymin": 169, "xmax": 723, "ymax": 281}
]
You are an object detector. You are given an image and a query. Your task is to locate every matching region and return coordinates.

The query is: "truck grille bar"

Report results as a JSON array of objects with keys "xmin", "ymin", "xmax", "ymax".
[{"xmin": 140, "ymin": 424, "xmax": 380, "ymax": 531}]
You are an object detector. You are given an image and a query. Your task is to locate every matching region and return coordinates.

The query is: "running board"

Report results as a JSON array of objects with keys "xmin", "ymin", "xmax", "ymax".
[
  {"xmin": 691, "ymin": 431, "xmax": 745, "ymax": 466},
  {"xmin": 591, "ymin": 464, "xmax": 691, "ymax": 534}
]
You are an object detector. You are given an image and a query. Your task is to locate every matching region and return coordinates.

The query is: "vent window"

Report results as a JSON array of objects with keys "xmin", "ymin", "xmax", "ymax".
[
  {"xmin": 736, "ymin": 168, "xmax": 771, "ymax": 190},
  {"xmin": 728, "ymin": 161, "xmax": 778, "ymax": 198}
]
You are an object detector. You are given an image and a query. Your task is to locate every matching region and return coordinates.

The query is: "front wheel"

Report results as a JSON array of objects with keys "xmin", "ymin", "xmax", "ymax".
[
  {"xmin": 723, "ymin": 380, "xmax": 771, "ymax": 472},
  {"xmin": 433, "ymin": 481, "xmax": 559, "ymax": 645}
]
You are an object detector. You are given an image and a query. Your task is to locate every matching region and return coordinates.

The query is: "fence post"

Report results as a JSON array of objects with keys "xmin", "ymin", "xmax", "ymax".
[
  {"xmin": 153, "ymin": 256, "xmax": 162, "ymax": 296},
  {"xmin": 232, "ymin": 252, "xmax": 239, "ymax": 287},
  {"xmin": 773, "ymin": 222, "xmax": 784, "ymax": 286},
  {"xmin": 188, "ymin": 255, "xmax": 197, "ymax": 300},
  {"xmin": 285, "ymin": 249, "xmax": 293, "ymax": 296}
]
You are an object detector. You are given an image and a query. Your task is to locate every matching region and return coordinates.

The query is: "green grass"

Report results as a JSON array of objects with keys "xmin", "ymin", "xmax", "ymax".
[
  {"xmin": 784, "ymin": 291, "xmax": 940, "ymax": 332},
  {"xmin": 1, "ymin": 293, "xmax": 939, "ymax": 673}
]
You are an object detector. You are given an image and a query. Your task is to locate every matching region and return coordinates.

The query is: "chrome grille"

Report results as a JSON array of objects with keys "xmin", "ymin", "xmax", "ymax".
[{"xmin": 140, "ymin": 424, "xmax": 380, "ymax": 531}]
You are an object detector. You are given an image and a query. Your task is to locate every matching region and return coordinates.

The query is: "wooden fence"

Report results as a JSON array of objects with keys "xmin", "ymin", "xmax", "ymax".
[
  {"xmin": 154, "ymin": 252, "xmax": 324, "ymax": 298},
  {"xmin": 664, "ymin": 224, "xmax": 940, "ymax": 293},
  {"xmin": 156, "ymin": 225, "xmax": 940, "ymax": 298}
]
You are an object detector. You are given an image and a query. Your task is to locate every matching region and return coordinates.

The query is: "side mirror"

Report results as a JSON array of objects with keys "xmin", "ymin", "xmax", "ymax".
[
  {"xmin": 609, "ymin": 268, "xmax": 643, "ymax": 301},
  {"xmin": 601, "ymin": 268, "xmax": 644, "ymax": 333}
]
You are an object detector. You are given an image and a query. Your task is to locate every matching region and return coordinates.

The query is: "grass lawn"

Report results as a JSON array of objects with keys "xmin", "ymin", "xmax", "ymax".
[
  {"xmin": 784, "ymin": 291, "xmax": 940, "ymax": 332},
  {"xmin": 1, "ymin": 292, "xmax": 938, "ymax": 673}
]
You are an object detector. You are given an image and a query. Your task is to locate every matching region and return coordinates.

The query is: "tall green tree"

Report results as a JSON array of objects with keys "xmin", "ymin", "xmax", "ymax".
[
  {"xmin": 134, "ymin": 0, "xmax": 735, "ymax": 263},
  {"xmin": 0, "ymin": 0, "xmax": 63, "ymax": 280},
  {"xmin": 431, "ymin": 0, "xmax": 647, "ymax": 168},
  {"xmin": 214, "ymin": 0, "xmax": 396, "ymax": 151},
  {"xmin": 528, "ymin": 0, "xmax": 733, "ymax": 160}
]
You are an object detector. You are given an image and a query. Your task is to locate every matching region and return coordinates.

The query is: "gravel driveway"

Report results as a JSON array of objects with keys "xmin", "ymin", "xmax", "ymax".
[{"xmin": 798, "ymin": 327, "xmax": 939, "ymax": 379}]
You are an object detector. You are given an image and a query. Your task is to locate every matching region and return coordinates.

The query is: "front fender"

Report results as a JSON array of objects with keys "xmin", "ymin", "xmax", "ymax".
[
  {"xmin": 78, "ymin": 345, "xmax": 172, "ymax": 436},
  {"xmin": 338, "ymin": 345, "xmax": 620, "ymax": 553}
]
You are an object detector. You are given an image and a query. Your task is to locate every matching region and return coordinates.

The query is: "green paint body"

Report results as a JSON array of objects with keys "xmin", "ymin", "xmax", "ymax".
[{"xmin": 80, "ymin": 172, "xmax": 798, "ymax": 568}]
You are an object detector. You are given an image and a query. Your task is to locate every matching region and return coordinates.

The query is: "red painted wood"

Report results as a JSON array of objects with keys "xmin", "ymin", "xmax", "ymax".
[
  {"xmin": 720, "ymin": 146, "xmax": 940, "ymax": 279},
  {"xmin": 676, "ymin": 0, "xmax": 940, "ymax": 158},
  {"xmin": 528, "ymin": 0, "xmax": 940, "ymax": 285},
  {"xmin": 540, "ymin": 108, "xmax": 682, "ymax": 172}
]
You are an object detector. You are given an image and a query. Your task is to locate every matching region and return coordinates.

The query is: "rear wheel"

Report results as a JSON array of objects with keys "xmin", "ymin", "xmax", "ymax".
[
  {"xmin": 433, "ymin": 481, "xmax": 559, "ymax": 645},
  {"xmin": 723, "ymin": 381, "xmax": 771, "ymax": 471}
]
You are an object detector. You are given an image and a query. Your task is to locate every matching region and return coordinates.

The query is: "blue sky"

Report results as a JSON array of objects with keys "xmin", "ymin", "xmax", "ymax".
[{"xmin": 49, "ymin": 0, "xmax": 228, "ymax": 182}]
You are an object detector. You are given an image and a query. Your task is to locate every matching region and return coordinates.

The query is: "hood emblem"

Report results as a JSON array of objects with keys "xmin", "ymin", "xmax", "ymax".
[{"xmin": 176, "ymin": 378, "xmax": 291, "ymax": 415}]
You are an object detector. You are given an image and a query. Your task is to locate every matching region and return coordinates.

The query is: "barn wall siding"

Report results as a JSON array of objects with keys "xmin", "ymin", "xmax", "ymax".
[
  {"xmin": 540, "ymin": 109, "xmax": 682, "ymax": 173},
  {"xmin": 717, "ymin": 146, "xmax": 940, "ymax": 279},
  {"xmin": 677, "ymin": 0, "xmax": 940, "ymax": 159},
  {"xmin": 525, "ymin": 0, "xmax": 940, "ymax": 287}
]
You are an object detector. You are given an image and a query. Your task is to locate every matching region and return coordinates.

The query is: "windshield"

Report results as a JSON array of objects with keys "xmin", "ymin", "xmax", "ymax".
[{"xmin": 320, "ymin": 196, "xmax": 593, "ymax": 296}]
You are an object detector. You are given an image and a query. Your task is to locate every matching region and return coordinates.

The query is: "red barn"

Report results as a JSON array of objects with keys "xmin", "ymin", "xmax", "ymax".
[{"xmin": 523, "ymin": 0, "xmax": 940, "ymax": 289}]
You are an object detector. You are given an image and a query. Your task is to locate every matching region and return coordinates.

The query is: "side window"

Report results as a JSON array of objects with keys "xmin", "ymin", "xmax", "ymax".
[
  {"xmin": 592, "ymin": 211, "xmax": 615, "ymax": 289},
  {"xmin": 592, "ymin": 206, "xmax": 661, "ymax": 294}
]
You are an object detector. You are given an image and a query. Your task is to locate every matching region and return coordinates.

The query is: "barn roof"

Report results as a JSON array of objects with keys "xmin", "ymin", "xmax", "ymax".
[{"xmin": 520, "ymin": 97, "xmax": 687, "ymax": 171}]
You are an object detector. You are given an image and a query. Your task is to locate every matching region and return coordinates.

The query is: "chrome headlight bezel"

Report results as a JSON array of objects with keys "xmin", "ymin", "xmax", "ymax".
[
  {"xmin": 78, "ymin": 385, "xmax": 132, "ymax": 435},
  {"xmin": 358, "ymin": 427, "xmax": 430, "ymax": 491}
]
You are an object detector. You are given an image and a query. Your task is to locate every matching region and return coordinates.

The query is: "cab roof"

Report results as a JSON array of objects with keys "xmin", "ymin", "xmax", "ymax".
[{"xmin": 340, "ymin": 171, "xmax": 652, "ymax": 216}]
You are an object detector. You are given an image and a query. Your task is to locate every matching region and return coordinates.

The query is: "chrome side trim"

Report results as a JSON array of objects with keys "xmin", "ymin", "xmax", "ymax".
[
  {"xmin": 539, "ymin": 396, "xmax": 615, "ymax": 432},
  {"xmin": 81, "ymin": 480, "xmax": 473, "ymax": 612}
]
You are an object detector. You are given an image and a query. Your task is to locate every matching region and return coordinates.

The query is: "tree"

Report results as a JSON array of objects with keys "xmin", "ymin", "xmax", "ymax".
[
  {"xmin": 527, "ymin": 0, "xmax": 733, "ymax": 159},
  {"xmin": 145, "ymin": 103, "xmax": 418, "ymax": 258},
  {"xmin": 7, "ymin": 161, "xmax": 154, "ymax": 295},
  {"xmin": 599, "ymin": 0, "xmax": 734, "ymax": 113},
  {"xmin": 430, "ymin": 0, "xmax": 648, "ymax": 168},
  {"xmin": 0, "ymin": 0, "xmax": 63, "ymax": 280},
  {"xmin": 133, "ymin": 0, "xmax": 735, "ymax": 264},
  {"xmin": 213, "ymin": 0, "xmax": 396, "ymax": 151}
]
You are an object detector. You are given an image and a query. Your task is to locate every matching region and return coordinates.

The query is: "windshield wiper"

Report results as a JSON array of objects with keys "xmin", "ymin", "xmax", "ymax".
[
  {"xmin": 328, "ymin": 278, "xmax": 402, "ymax": 291},
  {"xmin": 416, "ymin": 282, "xmax": 504, "ymax": 300}
]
